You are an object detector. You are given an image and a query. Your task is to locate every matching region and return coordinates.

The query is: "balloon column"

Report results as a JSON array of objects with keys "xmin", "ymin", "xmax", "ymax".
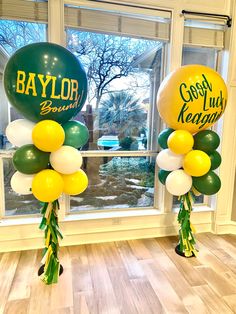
[
  {"xmin": 4, "ymin": 43, "xmax": 89, "ymax": 284},
  {"xmin": 156, "ymin": 65, "xmax": 227, "ymax": 257}
]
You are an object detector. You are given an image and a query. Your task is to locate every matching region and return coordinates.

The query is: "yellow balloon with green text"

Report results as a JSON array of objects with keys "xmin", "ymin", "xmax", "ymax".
[
  {"xmin": 32, "ymin": 120, "xmax": 65, "ymax": 152},
  {"xmin": 32, "ymin": 169, "xmax": 64, "ymax": 202},
  {"xmin": 157, "ymin": 65, "xmax": 227, "ymax": 134},
  {"xmin": 167, "ymin": 129, "xmax": 194, "ymax": 154},
  {"xmin": 183, "ymin": 150, "xmax": 211, "ymax": 177},
  {"xmin": 61, "ymin": 169, "xmax": 88, "ymax": 195}
]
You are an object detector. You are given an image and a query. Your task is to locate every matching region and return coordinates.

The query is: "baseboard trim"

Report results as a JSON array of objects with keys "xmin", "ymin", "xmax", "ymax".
[{"xmin": 0, "ymin": 221, "xmax": 212, "ymax": 252}]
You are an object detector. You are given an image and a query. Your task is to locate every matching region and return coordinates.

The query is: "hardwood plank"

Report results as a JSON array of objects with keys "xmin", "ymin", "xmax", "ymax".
[
  {"xmin": 107, "ymin": 265, "xmax": 141, "ymax": 314},
  {"xmin": 223, "ymin": 294, "xmax": 236, "ymax": 313},
  {"xmin": 115, "ymin": 241, "xmax": 145, "ymax": 279},
  {"xmin": 196, "ymin": 239, "xmax": 231, "ymax": 273},
  {"xmin": 68, "ymin": 245, "xmax": 93, "ymax": 294},
  {"xmin": 135, "ymin": 238, "xmax": 205, "ymax": 310},
  {"xmin": 102, "ymin": 241, "xmax": 164, "ymax": 313},
  {"xmin": 220, "ymin": 270, "xmax": 236, "ymax": 296},
  {"xmin": 86, "ymin": 243, "xmax": 120, "ymax": 314},
  {"xmin": 0, "ymin": 251, "xmax": 21, "ymax": 313},
  {"xmin": 101, "ymin": 242, "xmax": 125, "ymax": 268},
  {"xmin": 50, "ymin": 307, "xmax": 74, "ymax": 314},
  {"xmin": 222, "ymin": 234, "xmax": 236, "ymax": 246},
  {"xmin": 50, "ymin": 247, "xmax": 74, "ymax": 311},
  {"xmin": 27, "ymin": 250, "xmax": 53, "ymax": 314},
  {"xmin": 141, "ymin": 238, "xmax": 165, "ymax": 258},
  {"xmin": 130, "ymin": 278, "xmax": 165, "ymax": 314},
  {"xmin": 205, "ymin": 233, "xmax": 236, "ymax": 261},
  {"xmin": 198, "ymin": 235, "xmax": 236, "ymax": 273},
  {"xmin": 101, "ymin": 242, "xmax": 141, "ymax": 313},
  {"xmin": 8, "ymin": 250, "xmax": 37, "ymax": 301},
  {"xmin": 152, "ymin": 252, "xmax": 205, "ymax": 309},
  {"xmin": 157, "ymin": 236, "xmax": 202, "ymax": 267},
  {"xmin": 3, "ymin": 299, "xmax": 29, "ymax": 314},
  {"xmin": 2, "ymin": 234, "xmax": 236, "ymax": 313},
  {"xmin": 195, "ymin": 266, "xmax": 236, "ymax": 297},
  {"xmin": 73, "ymin": 292, "xmax": 94, "ymax": 314},
  {"xmin": 155, "ymin": 236, "xmax": 178, "ymax": 251},
  {"xmin": 193, "ymin": 285, "xmax": 233, "ymax": 313},
  {"xmin": 140, "ymin": 260, "xmax": 188, "ymax": 313},
  {"xmin": 128, "ymin": 239, "xmax": 154, "ymax": 260},
  {"xmin": 159, "ymin": 247, "xmax": 206, "ymax": 286}
]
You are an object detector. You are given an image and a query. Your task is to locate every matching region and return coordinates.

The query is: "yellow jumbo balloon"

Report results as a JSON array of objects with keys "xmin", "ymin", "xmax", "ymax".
[
  {"xmin": 32, "ymin": 169, "xmax": 64, "ymax": 202},
  {"xmin": 167, "ymin": 130, "xmax": 194, "ymax": 154},
  {"xmin": 32, "ymin": 120, "xmax": 65, "ymax": 152},
  {"xmin": 157, "ymin": 65, "xmax": 227, "ymax": 134},
  {"xmin": 61, "ymin": 169, "xmax": 88, "ymax": 195},
  {"xmin": 183, "ymin": 150, "xmax": 211, "ymax": 177}
]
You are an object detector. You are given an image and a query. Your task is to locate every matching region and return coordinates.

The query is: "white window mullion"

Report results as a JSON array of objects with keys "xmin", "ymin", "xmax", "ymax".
[{"xmin": 47, "ymin": 0, "xmax": 65, "ymax": 45}]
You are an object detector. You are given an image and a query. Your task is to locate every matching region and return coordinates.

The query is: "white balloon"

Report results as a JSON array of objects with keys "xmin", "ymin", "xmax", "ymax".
[
  {"xmin": 166, "ymin": 170, "xmax": 192, "ymax": 196},
  {"xmin": 156, "ymin": 149, "xmax": 184, "ymax": 171},
  {"xmin": 50, "ymin": 145, "xmax": 83, "ymax": 174},
  {"xmin": 10, "ymin": 171, "xmax": 35, "ymax": 195},
  {"xmin": 6, "ymin": 119, "xmax": 35, "ymax": 147}
]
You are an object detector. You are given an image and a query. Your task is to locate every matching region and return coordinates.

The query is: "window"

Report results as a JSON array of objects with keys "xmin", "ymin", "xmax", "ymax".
[
  {"xmin": 172, "ymin": 17, "xmax": 226, "ymax": 208},
  {"xmin": 70, "ymin": 156, "xmax": 156, "ymax": 212},
  {"xmin": 0, "ymin": 0, "xmax": 47, "ymax": 217},
  {"xmin": 65, "ymin": 5, "xmax": 170, "ymax": 213}
]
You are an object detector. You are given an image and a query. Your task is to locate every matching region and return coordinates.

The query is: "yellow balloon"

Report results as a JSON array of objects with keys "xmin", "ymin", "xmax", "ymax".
[
  {"xmin": 61, "ymin": 169, "xmax": 88, "ymax": 195},
  {"xmin": 32, "ymin": 169, "xmax": 64, "ymax": 202},
  {"xmin": 157, "ymin": 65, "xmax": 227, "ymax": 134},
  {"xmin": 167, "ymin": 130, "xmax": 194, "ymax": 154},
  {"xmin": 183, "ymin": 150, "xmax": 211, "ymax": 177},
  {"xmin": 32, "ymin": 120, "xmax": 65, "ymax": 152}
]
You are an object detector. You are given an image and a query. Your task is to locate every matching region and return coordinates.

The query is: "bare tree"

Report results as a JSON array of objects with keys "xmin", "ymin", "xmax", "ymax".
[
  {"xmin": 0, "ymin": 20, "xmax": 46, "ymax": 55},
  {"xmin": 67, "ymin": 30, "xmax": 157, "ymax": 108}
]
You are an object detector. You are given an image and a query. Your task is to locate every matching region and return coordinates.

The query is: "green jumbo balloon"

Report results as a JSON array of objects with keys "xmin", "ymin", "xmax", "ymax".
[
  {"xmin": 13, "ymin": 144, "xmax": 50, "ymax": 174},
  {"xmin": 63, "ymin": 120, "xmax": 89, "ymax": 148},
  {"xmin": 207, "ymin": 150, "xmax": 222, "ymax": 170},
  {"xmin": 158, "ymin": 128, "xmax": 174, "ymax": 149},
  {"xmin": 192, "ymin": 171, "xmax": 221, "ymax": 195},
  {"xmin": 193, "ymin": 130, "xmax": 220, "ymax": 153},
  {"xmin": 4, "ymin": 43, "xmax": 87, "ymax": 124},
  {"xmin": 158, "ymin": 169, "xmax": 171, "ymax": 185}
]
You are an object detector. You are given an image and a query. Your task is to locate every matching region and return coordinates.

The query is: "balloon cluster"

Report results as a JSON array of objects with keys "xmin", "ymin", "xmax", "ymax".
[
  {"xmin": 3, "ymin": 42, "xmax": 89, "ymax": 284},
  {"xmin": 157, "ymin": 128, "xmax": 221, "ymax": 196},
  {"xmin": 156, "ymin": 64, "xmax": 227, "ymax": 198},
  {"xmin": 7, "ymin": 118, "xmax": 89, "ymax": 202},
  {"xmin": 3, "ymin": 42, "xmax": 89, "ymax": 203},
  {"xmin": 156, "ymin": 64, "xmax": 227, "ymax": 257}
]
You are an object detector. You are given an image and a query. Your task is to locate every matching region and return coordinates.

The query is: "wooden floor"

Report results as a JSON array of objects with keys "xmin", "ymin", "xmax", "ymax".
[{"xmin": 2, "ymin": 233, "xmax": 236, "ymax": 314}]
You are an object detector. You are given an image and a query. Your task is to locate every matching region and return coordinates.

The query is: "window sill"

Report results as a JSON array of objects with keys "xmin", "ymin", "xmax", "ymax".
[
  {"xmin": 172, "ymin": 205, "xmax": 214, "ymax": 213},
  {"xmin": 0, "ymin": 206, "xmax": 214, "ymax": 227}
]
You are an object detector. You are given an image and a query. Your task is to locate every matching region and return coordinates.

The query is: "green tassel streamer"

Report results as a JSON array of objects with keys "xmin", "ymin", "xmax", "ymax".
[
  {"xmin": 39, "ymin": 200, "xmax": 63, "ymax": 285},
  {"xmin": 177, "ymin": 191, "xmax": 198, "ymax": 257}
]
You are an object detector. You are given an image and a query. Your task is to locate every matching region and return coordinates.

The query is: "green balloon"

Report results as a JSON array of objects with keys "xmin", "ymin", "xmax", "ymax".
[
  {"xmin": 63, "ymin": 120, "xmax": 89, "ymax": 148},
  {"xmin": 4, "ymin": 43, "xmax": 87, "ymax": 124},
  {"xmin": 193, "ymin": 130, "xmax": 220, "ymax": 153},
  {"xmin": 158, "ymin": 169, "xmax": 171, "ymax": 185},
  {"xmin": 158, "ymin": 128, "xmax": 174, "ymax": 149},
  {"xmin": 192, "ymin": 171, "xmax": 221, "ymax": 195},
  {"xmin": 13, "ymin": 144, "xmax": 50, "ymax": 174},
  {"xmin": 207, "ymin": 150, "xmax": 222, "ymax": 170}
]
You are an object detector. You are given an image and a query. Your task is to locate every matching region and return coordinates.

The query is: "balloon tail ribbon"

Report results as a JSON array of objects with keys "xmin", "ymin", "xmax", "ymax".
[
  {"xmin": 177, "ymin": 191, "xmax": 198, "ymax": 257},
  {"xmin": 39, "ymin": 200, "xmax": 63, "ymax": 284}
]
